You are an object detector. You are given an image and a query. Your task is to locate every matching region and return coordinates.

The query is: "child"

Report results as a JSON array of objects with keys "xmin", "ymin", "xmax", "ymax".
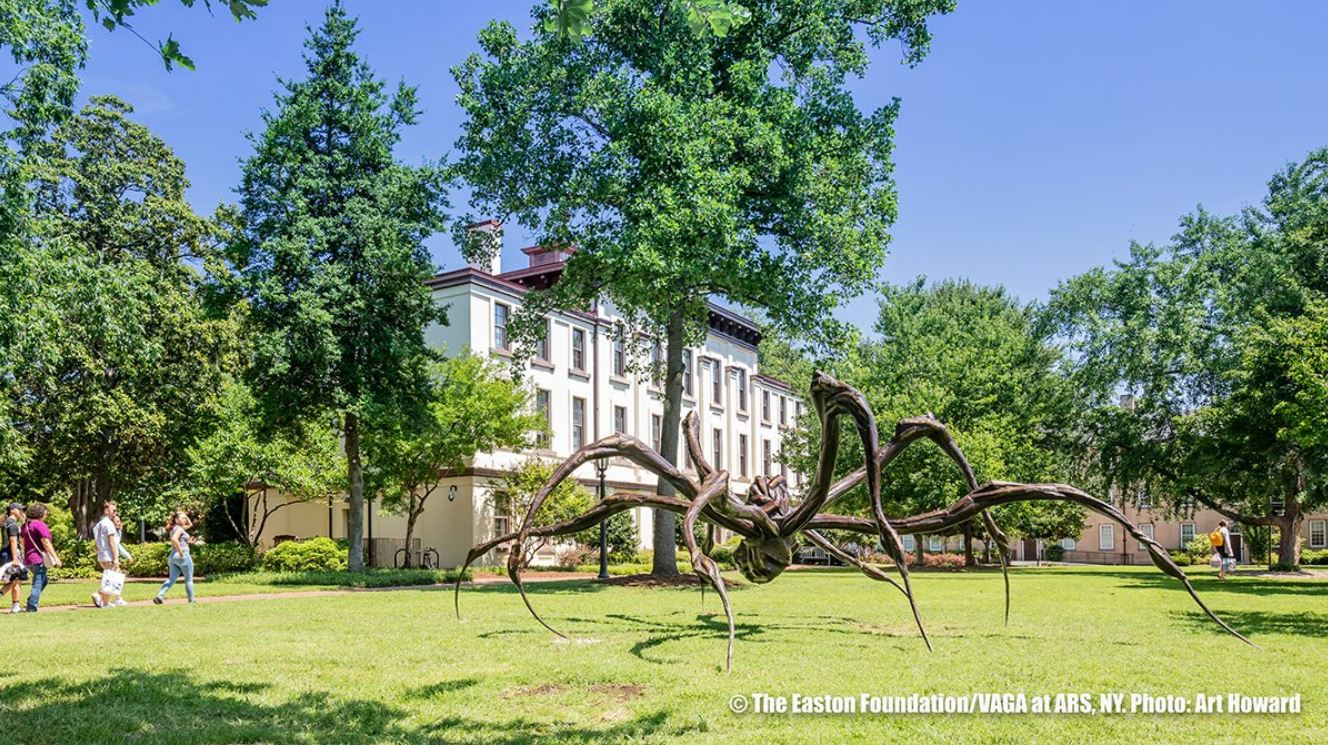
[{"xmin": 2, "ymin": 502, "xmax": 27, "ymax": 613}]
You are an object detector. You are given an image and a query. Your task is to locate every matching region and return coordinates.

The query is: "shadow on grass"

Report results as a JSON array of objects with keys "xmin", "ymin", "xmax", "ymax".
[
  {"xmin": 0, "ymin": 668, "xmax": 674, "ymax": 745},
  {"xmin": 1173, "ymin": 609, "xmax": 1328, "ymax": 639},
  {"xmin": 1029, "ymin": 568, "xmax": 1327, "ymax": 598}
]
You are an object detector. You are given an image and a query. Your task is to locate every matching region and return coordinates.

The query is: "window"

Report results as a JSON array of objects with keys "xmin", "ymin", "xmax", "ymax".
[
  {"xmin": 682, "ymin": 350, "xmax": 693, "ymax": 395},
  {"xmin": 1060, "ymin": 537, "xmax": 1077, "ymax": 551},
  {"xmin": 571, "ymin": 397, "xmax": 586, "ymax": 448},
  {"xmin": 928, "ymin": 536, "xmax": 942, "ymax": 552},
  {"xmin": 613, "ymin": 405, "xmax": 627, "ymax": 435},
  {"xmin": 1139, "ymin": 523, "xmax": 1154, "ymax": 541},
  {"xmin": 780, "ymin": 462, "xmax": 788, "ymax": 481},
  {"xmin": 612, "ymin": 336, "xmax": 626, "ymax": 376},
  {"xmin": 534, "ymin": 318, "xmax": 550, "ymax": 362},
  {"xmin": 534, "ymin": 389, "xmax": 551, "ymax": 447},
  {"xmin": 1180, "ymin": 522, "xmax": 1196, "ymax": 547},
  {"xmin": 736, "ymin": 369, "xmax": 748, "ymax": 411},
  {"xmin": 712, "ymin": 428, "xmax": 723, "ymax": 469},
  {"xmin": 762, "ymin": 390, "xmax": 771, "ymax": 422},
  {"xmin": 493, "ymin": 303, "xmax": 510, "ymax": 350},
  {"xmin": 711, "ymin": 361, "xmax": 723, "ymax": 405},
  {"xmin": 779, "ymin": 396, "xmax": 787, "ymax": 426},
  {"xmin": 738, "ymin": 434, "xmax": 748, "ymax": 477},
  {"xmin": 650, "ymin": 340, "xmax": 662, "ymax": 385},
  {"xmin": 1311, "ymin": 520, "xmax": 1327, "ymax": 549},
  {"xmin": 651, "ymin": 414, "xmax": 662, "ymax": 452},
  {"xmin": 1138, "ymin": 490, "xmax": 1152, "ymax": 510},
  {"xmin": 571, "ymin": 328, "xmax": 586, "ymax": 372},
  {"xmin": 762, "ymin": 440, "xmax": 772, "ymax": 476},
  {"xmin": 902, "ymin": 535, "xmax": 916, "ymax": 552},
  {"xmin": 795, "ymin": 401, "xmax": 803, "ymax": 421},
  {"xmin": 1098, "ymin": 524, "xmax": 1115, "ymax": 551}
]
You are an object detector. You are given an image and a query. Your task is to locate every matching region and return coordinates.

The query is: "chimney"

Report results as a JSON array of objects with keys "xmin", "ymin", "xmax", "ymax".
[
  {"xmin": 1119, "ymin": 393, "xmax": 1137, "ymax": 410},
  {"xmin": 465, "ymin": 219, "xmax": 503, "ymax": 275}
]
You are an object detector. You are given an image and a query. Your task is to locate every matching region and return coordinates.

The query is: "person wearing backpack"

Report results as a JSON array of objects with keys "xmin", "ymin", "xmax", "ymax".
[
  {"xmin": 1209, "ymin": 521, "xmax": 1235, "ymax": 579},
  {"xmin": 2, "ymin": 502, "xmax": 28, "ymax": 613}
]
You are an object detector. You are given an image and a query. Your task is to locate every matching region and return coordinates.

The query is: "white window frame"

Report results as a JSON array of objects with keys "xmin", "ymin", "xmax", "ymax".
[
  {"xmin": 613, "ymin": 405, "xmax": 627, "ymax": 435},
  {"xmin": 1060, "ymin": 537, "xmax": 1076, "ymax": 551},
  {"xmin": 711, "ymin": 428, "xmax": 723, "ymax": 470},
  {"xmin": 571, "ymin": 396, "xmax": 586, "ymax": 449},
  {"xmin": 571, "ymin": 328, "xmax": 586, "ymax": 372},
  {"xmin": 762, "ymin": 440, "xmax": 772, "ymax": 476},
  {"xmin": 682, "ymin": 349, "xmax": 693, "ymax": 396},
  {"xmin": 1311, "ymin": 520, "xmax": 1327, "ymax": 549},
  {"xmin": 738, "ymin": 434, "xmax": 748, "ymax": 477},
  {"xmin": 534, "ymin": 318, "xmax": 550, "ymax": 362},
  {"xmin": 1180, "ymin": 522, "xmax": 1196, "ymax": 547},
  {"xmin": 493, "ymin": 302, "xmax": 510, "ymax": 351},
  {"xmin": 534, "ymin": 389, "xmax": 551, "ymax": 447},
  {"xmin": 779, "ymin": 396, "xmax": 787, "ymax": 426},
  {"xmin": 651, "ymin": 414, "xmax": 662, "ymax": 452},
  {"xmin": 928, "ymin": 536, "xmax": 942, "ymax": 553},
  {"xmin": 902, "ymin": 535, "xmax": 916, "ymax": 552},
  {"xmin": 736, "ymin": 369, "xmax": 748, "ymax": 412},
  {"xmin": 711, "ymin": 360, "xmax": 723, "ymax": 407},
  {"xmin": 1138, "ymin": 523, "xmax": 1154, "ymax": 542},
  {"xmin": 1098, "ymin": 524, "xmax": 1114, "ymax": 551},
  {"xmin": 762, "ymin": 390, "xmax": 771, "ymax": 422},
  {"xmin": 612, "ymin": 335, "xmax": 626, "ymax": 377}
]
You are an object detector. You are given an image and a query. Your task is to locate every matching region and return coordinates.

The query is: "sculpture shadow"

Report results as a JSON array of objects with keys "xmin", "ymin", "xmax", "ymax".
[
  {"xmin": 1030, "ymin": 567, "xmax": 1327, "ymax": 598},
  {"xmin": 0, "ymin": 668, "xmax": 672, "ymax": 744},
  {"xmin": 1172, "ymin": 609, "xmax": 1328, "ymax": 639}
]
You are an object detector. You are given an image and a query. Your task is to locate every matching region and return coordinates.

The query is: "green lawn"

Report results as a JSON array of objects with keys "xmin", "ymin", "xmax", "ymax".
[{"xmin": 2, "ymin": 565, "xmax": 1323, "ymax": 743}]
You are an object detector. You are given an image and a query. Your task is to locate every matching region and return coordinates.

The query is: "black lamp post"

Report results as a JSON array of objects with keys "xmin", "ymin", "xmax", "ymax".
[{"xmin": 597, "ymin": 459, "xmax": 609, "ymax": 579}]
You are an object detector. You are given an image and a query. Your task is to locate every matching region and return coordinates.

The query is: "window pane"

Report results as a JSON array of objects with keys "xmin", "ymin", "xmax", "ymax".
[
  {"xmin": 494, "ymin": 304, "xmax": 509, "ymax": 349},
  {"xmin": 1099, "ymin": 524, "xmax": 1114, "ymax": 551},
  {"xmin": 572, "ymin": 397, "xmax": 585, "ymax": 448}
]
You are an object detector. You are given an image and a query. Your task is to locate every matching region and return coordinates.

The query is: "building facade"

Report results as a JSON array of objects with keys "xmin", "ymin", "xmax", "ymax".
[{"xmin": 255, "ymin": 229, "xmax": 804, "ymax": 567}]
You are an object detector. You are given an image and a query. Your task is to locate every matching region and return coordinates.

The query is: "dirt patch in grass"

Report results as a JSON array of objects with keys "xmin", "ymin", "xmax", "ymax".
[
  {"xmin": 591, "ymin": 684, "xmax": 645, "ymax": 700},
  {"xmin": 596, "ymin": 573, "xmax": 738, "ymax": 588},
  {"xmin": 503, "ymin": 684, "xmax": 565, "ymax": 698}
]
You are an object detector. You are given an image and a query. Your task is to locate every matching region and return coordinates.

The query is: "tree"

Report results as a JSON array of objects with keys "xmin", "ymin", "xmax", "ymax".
[
  {"xmin": 11, "ymin": 95, "xmax": 236, "ymax": 534},
  {"xmin": 1043, "ymin": 149, "xmax": 1328, "ymax": 566},
  {"xmin": 782, "ymin": 279, "xmax": 1082, "ymax": 565},
  {"xmin": 453, "ymin": 0, "xmax": 953, "ymax": 576},
  {"xmin": 182, "ymin": 380, "xmax": 343, "ymax": 549},
  {"xmin": 364, "ymin": 352, "xmax": 541, "ymax": 565},
  {"xmin": 229, "ymin": 3, "xmax": 447, "ymax": 570},
  {"xmin": 492, "ymin": 458, "xmax": 595, "ymax": 563}
]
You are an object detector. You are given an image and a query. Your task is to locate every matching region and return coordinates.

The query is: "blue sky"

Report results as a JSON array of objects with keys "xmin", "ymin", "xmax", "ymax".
[{"xmin": 73, "ymin": 1, "xmax": 1328, "ymax": 328}]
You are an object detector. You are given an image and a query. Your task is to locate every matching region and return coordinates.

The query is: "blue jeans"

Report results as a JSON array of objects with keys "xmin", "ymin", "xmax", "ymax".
[
  {"xmin": 157, "ymin": 554, "xmax": 195, "ymax": 601},
  {"xmin": 25, "ymin": 563, "xmax": 47, "ymax": 612}
]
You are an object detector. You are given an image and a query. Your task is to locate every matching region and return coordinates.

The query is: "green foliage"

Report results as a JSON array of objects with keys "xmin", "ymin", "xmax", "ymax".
[
  {"xmin": 365, "ymin": 352, "xmax": 540, "ymax": 533},
  {"xmin": 492, "ymin": 458, "xmax": 593, "ymax": 531},
  {"xmin": 1186, "ymin": 536, "xmax": 1215, "ymax": 562},
  {"xmin": 1301, "ymin": 549, "xmax": 1328, "ymax": 566},
  {"xmin": 1044, "ymin": 148, "xmax": 1328, "ymax": 565},
  {"xmin": 1043, "ymin": 544, "xmax": 1064, "ymax": 561},
  {"xmin": 261, "ymin": 537, "xmax": 347, "ymax": 573},
  {"xmin": 121, "ymin": 541, "xmax": 257, "ymax": 577},
  {"xmin": 782, "ymin": 279, "xmax": 1082, "ymax": 539},
  {"xmin": 83, "ymin": 0, "xmax": 266, "ymax": 71},
  {"xmin": 229, "ymin": 4, "xmax": 448, "ymax": 570},
  {"xmin": 215, "ymin": 567, "xmax": 469, "ymax": 587},
  {"xmin": 8, "ymin": 96, "xmax": 237, "ymax": 525}
]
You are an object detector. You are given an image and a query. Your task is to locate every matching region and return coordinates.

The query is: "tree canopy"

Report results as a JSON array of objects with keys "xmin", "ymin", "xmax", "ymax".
[{"xmin": 1043, "ymin": 148, "xmax": 1328, "ymax": 565}]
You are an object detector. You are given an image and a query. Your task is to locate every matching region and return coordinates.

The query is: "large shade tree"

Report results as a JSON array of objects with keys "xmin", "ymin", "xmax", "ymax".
[
  {"xmin": 229, "ymin": 3, "xmax": 448, "ymax": 570},
  {"xmin": 11, "ymin": 95, "xmax": 237, "ymax": 534},
  {"xmin": 453, "ymin": 0, "xmax": 954, "ymax": 575},
  {"xmin": 1043, "ymin": 148, "xmax": 1328, "ymax": 566}
]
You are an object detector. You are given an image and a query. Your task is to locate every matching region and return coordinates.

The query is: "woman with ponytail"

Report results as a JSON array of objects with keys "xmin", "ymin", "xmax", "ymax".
[{"xmin": 153, "ymin": 511, "xmax": 197, "ymax": 604}]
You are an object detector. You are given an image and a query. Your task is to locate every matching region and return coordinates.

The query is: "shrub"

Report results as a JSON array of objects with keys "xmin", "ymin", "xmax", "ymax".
[
  {"xmin": 1271, "ymin": 560, "xmax": 1297, "ymax": 572},
  {"xmin": 554, "ymin": 544, "xmax": 596, "ymax": 570},
  {"xmin": 1043, "ymin": 545, "xmax": 1064, "ymax": 561},
  {"xmin": 1173, "ymin": 553, "xmax": 1192, "ymax": 566},
  {"xmin": 923, "ymin": 552, "xmax": 966, "ymax": 569},
  {"xmin": 1186, "ymin": 535, "xmax": 1215, "ymax": 561},
  {"xmin": 261, "ymin": 537, "xmax": 347, "ymax": 572},
  {"xmin": 1301, "ymin": 549, "xmax": 1328, "ymax": 566},
  {"xmin": 194, "ymin": 542, "xmax": 258, "ymax": 575}
]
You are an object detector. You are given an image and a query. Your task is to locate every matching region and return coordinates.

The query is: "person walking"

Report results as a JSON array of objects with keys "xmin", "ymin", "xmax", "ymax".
[
  {"xmin": 1212, "ymin": 520, "xmax": 1236, "ymax": 579},
  {"xmin": 92, "ymin": 502, "xmax": 125, "ymax": 608},
  {"xmin": 154, "ymin": 511, "xmax": 197, "ymax": 605},
  {"xmin": 20, "ymin": 503, "xmax": 61, "ymax": 612},
  {"xmin": 2, "ymin": 502, "xmax": 27, "ymax": 613}
]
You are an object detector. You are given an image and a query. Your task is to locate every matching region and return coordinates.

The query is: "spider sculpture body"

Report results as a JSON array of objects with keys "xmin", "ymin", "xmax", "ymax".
[{"xmin": 456, "ymin": 373, "xmax": 1252, "ymax": 671}]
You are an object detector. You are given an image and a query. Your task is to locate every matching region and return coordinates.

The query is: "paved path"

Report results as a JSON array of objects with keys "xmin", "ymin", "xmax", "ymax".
[{"xmin": 35, "ymin": 571, "xmax": 602, "ymax": 613}]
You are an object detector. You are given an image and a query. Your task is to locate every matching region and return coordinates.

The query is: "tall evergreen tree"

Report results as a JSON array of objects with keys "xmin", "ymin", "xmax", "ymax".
[{"xmin": 229, "ymin": 3, "xmax": 447, "ymax": 571}]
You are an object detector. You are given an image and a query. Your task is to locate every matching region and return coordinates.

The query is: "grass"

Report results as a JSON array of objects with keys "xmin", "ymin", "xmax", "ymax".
[
  {"xmin": 14, "ymin": 568, "xmax": 467, "ymax": 608},
  {"xmin": 1, "ymin": 565, "xmax": 1324, "ymax": 743}
]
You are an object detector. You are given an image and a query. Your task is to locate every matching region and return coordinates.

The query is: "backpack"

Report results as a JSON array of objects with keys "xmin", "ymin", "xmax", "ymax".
[{"xmin": 1208, "ymin": 530, "xmax": 1223, "ymax": 548}]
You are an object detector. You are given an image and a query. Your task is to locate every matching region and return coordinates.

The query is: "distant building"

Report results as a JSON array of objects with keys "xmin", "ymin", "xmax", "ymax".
[{"xmin": 255, "ymin": 223, "xmax": 804, "ymax": 567}]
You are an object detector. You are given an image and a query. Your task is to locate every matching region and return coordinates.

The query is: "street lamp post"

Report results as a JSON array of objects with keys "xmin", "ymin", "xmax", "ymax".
[{"xmin": 597, "ymin": 459, "xmax": 609, "ymax": 580}]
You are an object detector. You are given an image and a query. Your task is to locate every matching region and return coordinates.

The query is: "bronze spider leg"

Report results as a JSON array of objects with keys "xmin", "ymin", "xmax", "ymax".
[
  {"xmin": 784, "ymin": 373, "xmax": 932, "ymax": 650},
  {"xmin": 802, "ymin": 529, "xmax": 908, "ymax": 596},
  {"xmin": 808, "ymin": 482, "xmax": 1255, "ymax": 648},
  {"xmin": 681, "ymin": 470, "xmax": 738, "ymax": 671}
]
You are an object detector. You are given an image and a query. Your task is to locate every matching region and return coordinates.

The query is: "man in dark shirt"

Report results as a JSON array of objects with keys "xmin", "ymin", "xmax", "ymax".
[{"xmin": 1, "ymin": 502, "xmax": 26, "ymax": 613}]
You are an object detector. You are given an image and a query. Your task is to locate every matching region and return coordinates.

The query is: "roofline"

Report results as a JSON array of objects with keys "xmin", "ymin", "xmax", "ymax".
[{"xmin": 753, "ymin": 373, "xmax": 794, "ymax": 392}]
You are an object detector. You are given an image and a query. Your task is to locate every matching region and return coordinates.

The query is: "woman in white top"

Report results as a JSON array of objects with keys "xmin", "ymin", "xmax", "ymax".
[{"xmin": 153, "ymin": 511, "xmax": 197, "ymax": 604}]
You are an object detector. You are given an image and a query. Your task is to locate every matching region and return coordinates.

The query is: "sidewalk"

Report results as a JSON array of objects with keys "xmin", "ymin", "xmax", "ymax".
[{"xmin": 33, "ymin": 571, "xmax": 600, "ymax": 612}]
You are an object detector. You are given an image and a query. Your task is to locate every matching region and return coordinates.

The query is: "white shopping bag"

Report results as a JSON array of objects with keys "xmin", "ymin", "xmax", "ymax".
[
  {"xmin": 1208, "ymin": 554, "xmax": 1221, "ymax": 568},
  {"xmin": 100, "ymin": 568, "xmax": 126, "ymax": 596}
]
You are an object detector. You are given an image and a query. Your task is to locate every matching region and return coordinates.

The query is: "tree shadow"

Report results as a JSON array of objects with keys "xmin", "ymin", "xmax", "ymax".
[
  {"xmin": 1030, "ymin": 568, "xmax": 1328, "ymax": 597},
  {"xmin": 0, "ymin": 668, "xmax": 672, "ymax": 744},
  {"xmin": 1172, "ymin": 609, "xmax": 1328, "ymax": 639}
]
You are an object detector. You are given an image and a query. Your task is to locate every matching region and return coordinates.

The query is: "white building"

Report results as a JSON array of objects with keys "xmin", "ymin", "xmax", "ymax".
[{"xmin": 256, "ymin": 225, "xmax": 804, "ymax": 568}]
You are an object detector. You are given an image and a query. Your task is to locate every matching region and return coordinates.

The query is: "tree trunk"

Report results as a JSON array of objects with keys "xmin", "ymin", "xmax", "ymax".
[
  {"xmin": 963, "ymin": 523, "xmax": 976, "ymax": 567},
  {"xmin": 914, "ymin": 534, "xmax": 926, "ymax": 567},
  {"xmin": 650, "ymin": 308, "xmax": 687, "ymax": 578},
  {"xmin": 345, "ymin": 411, "xmax": 365, "ymax": 572},
  {"xmin": 404, "ymin": 498, "xmax": 422, "ymax": 569},
  {"xmin": 1275, "ymin": 494, "xmax": 1303, "ymax": 567},
  {"xmin": 68, "ymin": 477, "xmax": 95, "ymax": 539}
]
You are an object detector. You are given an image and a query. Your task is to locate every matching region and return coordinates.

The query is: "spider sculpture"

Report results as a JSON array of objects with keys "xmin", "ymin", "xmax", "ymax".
[{"xmin": 455, "ymin": 372, "xmax": 1252, "ymax": 671}]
